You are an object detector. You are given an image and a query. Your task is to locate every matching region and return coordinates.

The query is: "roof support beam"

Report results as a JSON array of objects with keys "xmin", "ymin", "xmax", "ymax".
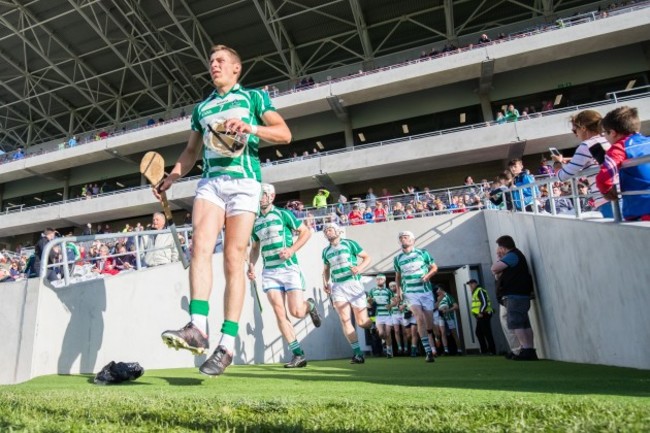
[
  {"xmin": 67, "ymin": 0, "xmax": 168, "ymax": 110},
  {"xmin": 348, "ymin": 0, "xmax": 373, "ymax": 62},
  {"xmin": 9, "ymin": 1, "xmax": 140, "ymax": 125},
  {"xmin": 252, "ymin": 0, "xmax": 303, "ymax": 79},
  {"xmin": 444, "ymin": 0, "xmax": 456, "ymax": 41}
]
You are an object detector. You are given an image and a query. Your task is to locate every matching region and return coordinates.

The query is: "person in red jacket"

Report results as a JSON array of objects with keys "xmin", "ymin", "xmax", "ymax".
[
  {"xmin": 596, "ymin": 106, "xmax": 650, "ymax": 221},
  {"xmin": 347, "ymin": 204, "xmax": 366, "ymax": 225},
  {"xmin": 92, "ymin": 245, "xmax": 120, "ymax": 276}
]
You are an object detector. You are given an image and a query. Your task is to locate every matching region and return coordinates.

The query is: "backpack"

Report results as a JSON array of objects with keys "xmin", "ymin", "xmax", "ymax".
[{"xmin": 620, "ymin": 133, "xmax": 650, "ymax": 220}]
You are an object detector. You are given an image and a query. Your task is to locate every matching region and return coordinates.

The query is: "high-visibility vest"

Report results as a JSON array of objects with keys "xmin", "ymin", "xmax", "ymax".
[{"xmin": 471, "ymin": 286, "xmax": 493, "ymax": 316}]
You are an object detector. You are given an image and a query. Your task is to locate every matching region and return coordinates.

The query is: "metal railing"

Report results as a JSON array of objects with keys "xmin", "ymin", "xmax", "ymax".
[
  {"xmin": 38, "ymin": 227, "xmax": 194, "ymax": 289},
  {"xmin": 4, "ymin": 89, "xmax": 650, "ymax": 216},
  {"xmin": 503, "ymin": 154, "xmax": 650, "ymax": 222}
]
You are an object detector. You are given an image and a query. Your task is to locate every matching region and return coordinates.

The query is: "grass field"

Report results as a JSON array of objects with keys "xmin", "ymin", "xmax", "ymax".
[{"xmin": 1, "ymin": 356, "xmax": 649, "ymax": 432}]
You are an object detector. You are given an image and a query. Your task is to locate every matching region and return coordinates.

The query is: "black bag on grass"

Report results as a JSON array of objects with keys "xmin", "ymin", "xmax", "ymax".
[{"xmin": 94, "ymin": 361, "xmax": 144, "ymax": 385}]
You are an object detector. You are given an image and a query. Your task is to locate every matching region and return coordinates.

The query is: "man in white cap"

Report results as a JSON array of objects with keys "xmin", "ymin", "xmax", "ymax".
[
  {"xmin": 393, "ymin": 231, "xmax": 438, "ymax": 362},
  {"xmin": 248, "ymin": 183, "xmax": 322, "ymax": 368},
  {"xmin": 322, "ymin": 222, "xmax": 372, "ymax": 363}
]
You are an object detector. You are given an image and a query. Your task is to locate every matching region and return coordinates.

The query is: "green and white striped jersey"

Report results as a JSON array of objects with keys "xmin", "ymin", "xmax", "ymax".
[
  {"xmin": 368, "ymin": 287, "xmax": 394, "ymax": 316},
  {"xmin": 191, "ymin": 84, "xmax": 276, "ymax": 182},
  {"xmin": 322, "ymin": 239, "xmax": 364, "ymax": 283},
  {"xmin": 393, "ymin": 248, "xmax": 435, "ymax": 294},
  {"xmin": 251, "ymin": 207, "xmax": 301, "ymax": 269},
  {"xmin": 439, "ymin": 293, "xmax": 457, "ymax": 320}
]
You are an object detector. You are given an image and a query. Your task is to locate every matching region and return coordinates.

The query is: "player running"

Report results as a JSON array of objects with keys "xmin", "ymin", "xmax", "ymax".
[
  {"xmin": 367, "ymin": 274, "xmax": 396, "ymax": 357},
  {"xmin": 393, "ymin": 231, "xmax": 438, "ymax": 362},
  {"xmin": 248, "ymin": 183, "xmax": 322, "ymax": 368},
  {"xmin": 322, "ymin": 223, "xmax": 372, "ymax": 364}
]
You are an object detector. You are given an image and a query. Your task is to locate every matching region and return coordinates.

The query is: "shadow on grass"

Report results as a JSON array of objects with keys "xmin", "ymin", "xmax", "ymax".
[
  {"xmin": 160, "ymin": 377, "xmax": 203, "ymax": 386},
  {"xmin": 223, "ymin": 356, "xmax": 650, "ymax": 398}
]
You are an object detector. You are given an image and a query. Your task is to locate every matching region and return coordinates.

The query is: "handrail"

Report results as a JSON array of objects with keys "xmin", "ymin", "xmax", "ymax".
[
  {"xmin": 503, "ymin": 153, "xmax": 650, "ymax": 222},
  {"xmin": 38, "ymin": 227, "xmax": 194, "ymax": 288}
]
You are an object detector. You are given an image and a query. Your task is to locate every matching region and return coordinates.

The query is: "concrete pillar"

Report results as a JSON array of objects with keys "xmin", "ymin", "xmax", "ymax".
[
  {"xmin": 344, "ymin": 119, "xmax": 354, "ymax": 148},
  {"xmin": 480, "ymin": 94, "xmax": 494, "ymax": 122},
  {"xmin": 62, "ymin": 178, "xmax": 70, "ymax": 201}
]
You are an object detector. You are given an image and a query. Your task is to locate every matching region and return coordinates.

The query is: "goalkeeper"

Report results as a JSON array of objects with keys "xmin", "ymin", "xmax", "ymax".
[{"xmin": 157, "ymin": 44, "xmax": 291, "ymax": 377}]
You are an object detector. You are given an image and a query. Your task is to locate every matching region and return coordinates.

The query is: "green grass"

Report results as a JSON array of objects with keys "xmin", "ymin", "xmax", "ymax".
[{"xmin": 1, "ymin": 356, "xmax": 649, "ymax": 432}]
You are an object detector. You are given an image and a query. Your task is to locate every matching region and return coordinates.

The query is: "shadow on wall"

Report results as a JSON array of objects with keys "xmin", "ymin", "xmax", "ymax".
[{"xmin": 55, "ymin": 281, "xmax": 106, "ymax": 374}]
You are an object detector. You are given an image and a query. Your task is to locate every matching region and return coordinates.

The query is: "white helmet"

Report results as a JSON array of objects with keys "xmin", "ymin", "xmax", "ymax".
[
  {"xmin": 398, "ymin": 230, "xmax": 415, "ymax": 239},
  {"xmin": 323, "ymin": 222, "xmax": 343, "ymax": 238},
  {"xmin": 260, "ymin": 183, "xmax": 275, "ymax": 209},
  {"xmin": 261, "ymin": 183, "xmax": 275, "ymax": 196}
]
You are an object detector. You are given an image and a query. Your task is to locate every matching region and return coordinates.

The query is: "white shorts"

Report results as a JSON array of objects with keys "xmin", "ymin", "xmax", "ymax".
[
  {"xmin": 434, "ymin": 310, "xmax": 445, "ymax": 327},
  {"xmin": 195, "ymin": 176, "xmax": 261, "ymax": 217},
  {"xmin": 331, "ymin": 280, "xmax": 366, "ymax": 309},
  {"xmin": 262, "ymin": 265, "xmax": 304, "ymax": 292},
  {"xmin": 404, "ymin": 291, "xmax": 435, "ymax": 311},
  {"xmin": 444, "ymin": 314, "xmax": 458, "ymax": 330},
  {"xmin": 375, "ymin": 315, "xmax": 393, "ymax": 326},
  {"xmin": 436, "ymin": 312, "xmax": 457, "ymax": 329},
  {"xmin": 391, "ymin": 313, "xmax": 406, "ymax": 327}
]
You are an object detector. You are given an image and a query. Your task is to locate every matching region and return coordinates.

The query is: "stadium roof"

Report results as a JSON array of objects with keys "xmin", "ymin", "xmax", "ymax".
[{"xmin": 0, "ymin": 0, "xmax": 610, "ymax": 151}]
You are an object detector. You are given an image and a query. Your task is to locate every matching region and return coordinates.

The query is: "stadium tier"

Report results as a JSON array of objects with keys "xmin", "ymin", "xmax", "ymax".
[{"xmin": 1, "ymin": 5, "xmax": 649, "ymax": 242}]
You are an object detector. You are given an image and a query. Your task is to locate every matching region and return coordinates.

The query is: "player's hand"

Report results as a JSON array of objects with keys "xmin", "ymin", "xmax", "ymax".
[
  {"xmin": 323, "ymin": 283, "xmax": 331, "ymax": 294},
  {"xmin": 223, "ymin": 118, "xmax": 252, "ymax": 135},
  {"xmin": 421, "ymin": 275, "xmax": 430, "ymax": 282},
  {"xmin": 278, "ymin": 248, "xmax": 293, "ymax": 260},
  {"xmin": 350, "ymin": 266, "xmax": 360, "ymax": 275},
  {"xmin": 153, "ymin": 173, "xmax": 179, "ymax": 199},
  {"xmin": 247, "ymin": 263, "xmax": 255, "ymax": 281}
]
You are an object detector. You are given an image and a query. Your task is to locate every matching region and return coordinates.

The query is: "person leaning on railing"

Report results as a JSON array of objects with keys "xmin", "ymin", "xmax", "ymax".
[
  {"xmin": 553, "ymin": 109, "xmax": 612, "ymax": 217},
  {"xmin": 596, "ymin": 106, "xmax": 650, "ymax": 221}
]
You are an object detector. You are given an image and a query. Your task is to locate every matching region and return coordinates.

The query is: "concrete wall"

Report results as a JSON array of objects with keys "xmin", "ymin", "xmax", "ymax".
[
  {"xmin": 3, "ymin": 211, "xmax": 649, "ymax": 384},
  {"xmin": 1, "ymin": 212, "xmax": 496, "ymax": 384},
  {"xmin": 484, "ymin": 211, "xmax": 650, "ymax": 369}
]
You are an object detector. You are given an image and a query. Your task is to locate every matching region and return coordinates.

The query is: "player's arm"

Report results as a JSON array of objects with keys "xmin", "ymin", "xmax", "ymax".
[
  {"xmin": 248, "ymin": 240, "xmax": 261, "ymax": 281},
  {"xmin": 422, "ymin": 262, "xmax": 438, "ymax": 282},
  {"xmin": 351, "ymin": 251, "xmax": 371, "ymax": 275},
  {"xmin": 323, "ymin": 263, "xmax": 331, "ymax": 293},
  {"xmin": 287, "ymin": 223, "xmax": 311, "ymax": 255},
  {"xmin": 158, "ymin": 131, "xmax": 203, "ymax": 194},
  {"xmin": 395, "ymin": 272, "xmax": 403, "ymax": 299},
  {"xmin": 226, "ymin": 110, "xmax": 291, "ymax": 144}
]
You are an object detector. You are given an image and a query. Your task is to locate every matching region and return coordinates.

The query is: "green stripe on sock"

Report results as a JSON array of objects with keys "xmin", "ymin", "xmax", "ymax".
[
  {"xmin": 351, "ymin": 341, "xmax": 362, "ymax": 356},
  {"xmin": 289, "ymin": 340, "xmax": 304, "ymax": 356},
  {"xmin": 189, "ymin": 299, "xmax": 209, "ymax": 316},
  {"xmin": 421, "ymin": 338, "xmax": 431, "ymax": 354},
  {"xmin": 221, "ymin": 320, "xmax": 239, "ymax": 337}
]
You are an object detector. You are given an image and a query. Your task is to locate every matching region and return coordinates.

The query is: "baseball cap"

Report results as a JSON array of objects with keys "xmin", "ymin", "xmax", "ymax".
[{"xmin": 466, "ymin": 279, "xmax": 478, "ymax": 285}]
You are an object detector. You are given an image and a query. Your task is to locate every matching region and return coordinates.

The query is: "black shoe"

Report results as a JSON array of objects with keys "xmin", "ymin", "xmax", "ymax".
[
  {"xmin": 307, "ymin": 298, "xmax": 322, "ymax": 328},
  {"xmin": 199, "ymin": 346, "xmax": 233, "ymax": 376},
  {"xmin": 284, "ymin": 354, "xmax": 307, "ymax": 368},
  {"xmin": 505, "ymin": 351, "xmax": 515, "ymax": 360},
  {"xmin": 161, "ymin": 322, "xmax": 209, "ymax": 355},
  {"xmin": 425, "ymin": 352, "xmax": 435, "ymax": 363},
  {"xmin": 386, "ymin": 350, "xmax": 393, "ymax": 358},
  {"xmin": 410, "ymin": 348, "xmax": 418, "ymax": 357},
  {"xmin": 350, "ymin": 354, "xmax": 365, "ymax": 364},
  {"xmin": 513, "ymin": 348, "xmax": 539, "ymax": 361}
]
